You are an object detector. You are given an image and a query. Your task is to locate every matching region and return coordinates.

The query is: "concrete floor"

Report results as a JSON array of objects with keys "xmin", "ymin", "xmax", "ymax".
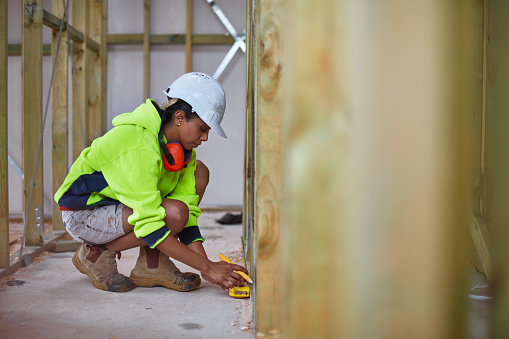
[
  {"xmin": 0, "ymin": 210, "xmax": 495, "ymax": 339},
  {"xmin": 0, "ymin": 212, "xmax": 253, "ymax": 339}
]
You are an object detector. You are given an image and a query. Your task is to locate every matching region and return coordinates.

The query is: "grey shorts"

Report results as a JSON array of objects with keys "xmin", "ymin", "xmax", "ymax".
[{"xmin": 62, "ymin": 204, "xmax": 125, "ymax": 245}]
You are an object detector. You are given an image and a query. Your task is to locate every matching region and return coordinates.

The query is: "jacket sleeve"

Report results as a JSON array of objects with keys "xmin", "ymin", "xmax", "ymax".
[
  {"xmin": 99, "ymin": 146, "xmax": 171, "ymax": 247},
  {"xmin": 167, "ymin": 151, "xmax": 204, "ymax": 244}
]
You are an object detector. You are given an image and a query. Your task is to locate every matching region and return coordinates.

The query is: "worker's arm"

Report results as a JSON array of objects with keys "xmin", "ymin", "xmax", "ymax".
[
  {"xmin": 156, "ymin": 235, "xmax": 247, "ymax": 291},
  {"xmin": 187, "ymin": 241, "xmax": 221, "ymax": 286}
]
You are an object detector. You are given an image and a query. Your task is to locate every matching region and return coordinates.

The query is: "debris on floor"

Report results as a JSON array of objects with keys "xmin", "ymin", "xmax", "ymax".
[{"xmin": 216, "ymin": 212, "xmax": 243, "ymax": 225}]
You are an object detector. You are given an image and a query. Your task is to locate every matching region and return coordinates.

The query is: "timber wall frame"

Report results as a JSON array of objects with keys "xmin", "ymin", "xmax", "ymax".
[
  {"xmin": 0, "ymin": 0, "xmax": 109, "ymax": 276},
  {"xmin": 0, "ymin": 0, "xmax": 240, "ymax": 278},
  {"xmin": 245, "ymin": 0, "xmax": 509, "ymax": 337}
]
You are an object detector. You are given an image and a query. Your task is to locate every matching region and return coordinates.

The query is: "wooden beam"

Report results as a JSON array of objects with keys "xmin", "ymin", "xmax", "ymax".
[
  {"xmin": 144, "ymin": 0, "xmax": 150, "ymax": 99},
  {"xmin": 484, "ymin": 0, "xmax": 509, "ymax": 336},
  {"xmin": 53, "ymin": 239, "xmax": 81, "ymax": 253},
  {"xmin": 0, "ymin": 0, "xmax": 8, "ymax": 268},
  {"xmin": 8, "ymin": 44, "xmax": 51, "ymax": 55},
  {"xmin": 51, "ymin": 0, "xmax": 69, "ymax": 232},
  {"xmin": 186, "ymin": 0, "xmax": 192, "ymax": 72},
  {"xmin": 0, "ymin": 231, "xmax": 67, "ymax": 279},
  {"xmin": 22, "ymin": 0, "xmax": 44, "ymax": 246},
  {"xmin": 43, "ymin": 9, "xmax": 84, "ymax": 43},
  {"xmin": 72, "ymin": 0, "xmax": 89, "ymax": 160},
  {"xmin": 85, "ymin": 36, "xmax": 100, "ymax": 53},
  {"xmin": 107, "ymin": 33, "xmax": 234, "ymax": 45},
  {"xmin": 43, "ymin": 10, "xmax": 100, "ymax": 52}
]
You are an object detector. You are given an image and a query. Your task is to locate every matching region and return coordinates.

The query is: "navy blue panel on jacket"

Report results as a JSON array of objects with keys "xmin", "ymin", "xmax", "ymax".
[{"xmin": 58, "ymin": 171, "xmax": 119, "ymax": 210}]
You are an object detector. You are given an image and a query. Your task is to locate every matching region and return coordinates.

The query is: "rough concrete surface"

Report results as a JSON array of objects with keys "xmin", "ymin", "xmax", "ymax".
[{"xmin": 0, "ymin": 212, "xmax": 253, "ymax": 339}]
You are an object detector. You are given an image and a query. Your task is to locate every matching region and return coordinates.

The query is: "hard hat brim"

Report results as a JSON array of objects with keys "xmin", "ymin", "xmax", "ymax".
[{"xmin": 209, "ymin": 121, "xmax": 227, "ymax": 139}]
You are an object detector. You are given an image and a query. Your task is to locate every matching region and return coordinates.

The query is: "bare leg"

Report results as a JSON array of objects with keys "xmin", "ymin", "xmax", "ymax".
[{"xmin": 104, "ymin": 199, "xmax": 189, "ymax": 252}]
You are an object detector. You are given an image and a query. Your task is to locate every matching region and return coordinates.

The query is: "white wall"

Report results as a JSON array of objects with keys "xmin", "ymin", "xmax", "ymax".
[{"xmin": 6, "ymin": 0, "xmax": 246, "ymax": 216}]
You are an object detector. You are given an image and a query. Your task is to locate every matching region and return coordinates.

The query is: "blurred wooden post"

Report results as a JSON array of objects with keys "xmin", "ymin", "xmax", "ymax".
[
  {"xmin": 72, "ymin": 0, "xmax": 89, "ymax": 160},
  {"xmin": 185, "ymin": 0, "xmax": 192, "ymax": 72},
  {"xmin": 51, "ymin": 0, "xmax": 69, "ymax": 231},
  {"xmin": 144, "ymin": 0, "xmax": 150, "ymax": 98},
  {"xmin": 0, "ymin": 0, "xmax": 8, "ymax": 267},
  {"xmin": 280, "ymin": 0, "xmax": 350, "ymax": 337},
  {"xmin": 22, "ymin": 0, "xmax": 44, "ymax": 246},
  {"xmin": 484, "ymin": 0, "xmax": 509, "ymax": 336},
  {"xmin": 249, "ymin": 0, "xmax": 283, "ymax": 335},
  {"xmin": 280, "ymin": 1, "xmax": 475, "ymax": 338},
  {"xmin": 87, "ymin": 0, "xmax": 105, "ymax": 143}
]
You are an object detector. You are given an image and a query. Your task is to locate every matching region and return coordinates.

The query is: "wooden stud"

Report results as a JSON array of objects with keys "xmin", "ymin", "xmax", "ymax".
[
  {"xmin": 252, "ymin": 0, "xmax": 282, "ymax": 335},
  {"xmin": 22, "ymin": 0, "xmax": 44, "ymax": 246},
  {"xmin": 0, "ymin": 0, "xmax": 8, "ymax": 267},
  {"xmin": 483, "ymin": 0, "xmax": 509, "ymax": 336},
  {"xmin": 243, "ymin": 0, "xmax": 256, "ymax": 321},
  {"xmin": 100, "ymin": 0, "xmax": 108, "ymax": 132},
  {"xmin": 72, "ymin": 0, "xmax": 89, "ymax": 160},
  {"xmin": 51, "ymin": 0, "xmax": 69, "ymax": 231},
  {"xmin": 87, "ymin": 0, "xmax": 104, "ymax": 144},
  {"xmin": 186, "ymin": 0, "xmax": 192, "ymax": 72},
  {"xmin": 144, "ymin": 0, "xmax": 150, "ymax": 99},
  {"xmin": 245, "ymin": 0, "xmax": 257, "ymax": 323},
  {"xmin": 244, "ymin": 0, "xmax": 255, "ymax": 258}
]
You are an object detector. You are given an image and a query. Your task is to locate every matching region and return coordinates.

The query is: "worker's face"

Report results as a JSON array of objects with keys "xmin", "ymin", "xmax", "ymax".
[{"xmin": 177, "ymin": 114, "xmax": 210, "ymax": 150}]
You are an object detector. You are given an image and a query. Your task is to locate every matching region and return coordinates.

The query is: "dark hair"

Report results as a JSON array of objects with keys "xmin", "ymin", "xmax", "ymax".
[{"xmin": 160, "ymin": 98, "xmax": 199, "ymax": 127}]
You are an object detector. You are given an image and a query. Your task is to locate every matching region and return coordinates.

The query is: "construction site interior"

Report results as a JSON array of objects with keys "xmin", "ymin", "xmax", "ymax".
[{"xmin": 2, "ymin": 1, "xmax": 509, "ymax": 338}]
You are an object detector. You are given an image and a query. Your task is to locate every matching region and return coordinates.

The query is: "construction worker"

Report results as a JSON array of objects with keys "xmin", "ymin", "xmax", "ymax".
[{"xmin": 54, "ymin": 72, "xmax": 248, "ymax": 293}]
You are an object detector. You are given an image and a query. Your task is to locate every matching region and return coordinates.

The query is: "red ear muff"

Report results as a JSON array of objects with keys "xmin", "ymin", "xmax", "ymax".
[
  {"xmin": 158, "ymin": 129, "xmax": 192, "ymax": 172},
  {"xmin": 162, "ymin": 142, "xmax": 190, "ymax": 171}
]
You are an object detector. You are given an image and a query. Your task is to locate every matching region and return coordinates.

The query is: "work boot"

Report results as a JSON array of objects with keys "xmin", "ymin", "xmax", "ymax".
[
  {"xmin": 72, "ymin": 244, "xmax": 134, "ymax": 292},
  {"xmin": 129, "ymin": 246, "xmax": 201, "ymax": 292}
]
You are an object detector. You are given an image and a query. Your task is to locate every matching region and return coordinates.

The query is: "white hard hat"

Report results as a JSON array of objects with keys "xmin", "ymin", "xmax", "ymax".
[{"xmin": 163, "ymin": 72, "xmax": 227, "ymax": 138}]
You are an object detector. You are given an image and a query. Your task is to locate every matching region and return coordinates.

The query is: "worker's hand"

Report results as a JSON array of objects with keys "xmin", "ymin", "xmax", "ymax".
[
  {"xmin": 201, "ymin": 272, "xmax": 219, "ymax": 286},
  {"xmin": 204, "ymin": 261, "xmax": 249, "ymax": 292}
]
